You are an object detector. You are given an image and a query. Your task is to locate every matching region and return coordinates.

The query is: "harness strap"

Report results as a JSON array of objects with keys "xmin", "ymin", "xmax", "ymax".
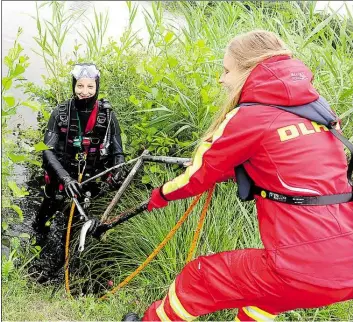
[
  {"xmin": 329, "ymin": 127, "xmax": 353, "ymax": 185},
  {"xmin": 57, "ymin": 100, "xmax": 111, "ymax": 171},
  {"xmin": 253, "ymin": 186, "xmax": 352, "ymax": 205}
]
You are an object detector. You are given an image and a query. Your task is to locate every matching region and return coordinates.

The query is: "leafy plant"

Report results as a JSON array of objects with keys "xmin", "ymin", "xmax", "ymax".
[{"xmin": 1, "ymin": 27, "xmax": 45, "ymax": 281}]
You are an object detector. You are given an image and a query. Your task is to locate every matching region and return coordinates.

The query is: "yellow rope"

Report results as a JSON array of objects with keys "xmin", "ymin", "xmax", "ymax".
[
  {"xmin": 64, "ymin": 202, "xmax": 76, "ymax": 296},
  {"xmin": 99, "ymin": 192, "xmax": 206, "ymax": 300},
  {"xmin": 186, "ymin": 186, "xmax": 214, "ymax": 263},
  {"xmin": 64, "ymin": 172, "xmax": 84, "ymax": 296}
]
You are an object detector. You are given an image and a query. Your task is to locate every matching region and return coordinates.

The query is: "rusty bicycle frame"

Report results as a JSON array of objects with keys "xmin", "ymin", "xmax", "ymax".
[{"xmin": 75, "ymin": 150, "xmax": 191, "ymax": 251}]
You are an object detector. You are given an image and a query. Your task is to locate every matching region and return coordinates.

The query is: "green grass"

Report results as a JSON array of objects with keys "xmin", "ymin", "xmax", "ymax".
[
  {"xmin": 4, "ymin": 270, "xmax": 350, "ymax": 321},
  {"xmin": 2, "ymin": 270, "xmax": 145, "ymax": 321}
]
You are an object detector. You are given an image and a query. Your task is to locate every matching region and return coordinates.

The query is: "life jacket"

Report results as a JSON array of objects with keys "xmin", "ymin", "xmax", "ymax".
[
  {"xmin": 55, "ymin": 98, "xmax": 113, "ymax": 175},
  {"xmin": 236, "ymin": 96, "xmax": 353, "ymax": 205}
]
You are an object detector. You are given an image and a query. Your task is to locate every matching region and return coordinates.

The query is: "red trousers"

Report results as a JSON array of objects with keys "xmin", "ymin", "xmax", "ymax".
[{"xmin": 143, "ymin": 249, "xmax": 353, "ymax": 321}]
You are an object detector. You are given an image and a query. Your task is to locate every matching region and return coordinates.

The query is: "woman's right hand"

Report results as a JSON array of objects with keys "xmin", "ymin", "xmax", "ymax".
[{"xmin": 147, "ymin": 188, "xmax": 169, "ymax": 212}]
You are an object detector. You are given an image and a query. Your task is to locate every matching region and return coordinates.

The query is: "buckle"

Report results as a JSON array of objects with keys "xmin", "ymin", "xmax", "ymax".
[
  {"xmin": 91, "ymin": 138, "xmax": 100, "ymax": 144},
  {"xmin": 58, "ymin": 115, "xmax": 68, "ymax": 126},
  {"xmin": 82, "ymin": 137, "xmax": 91, "ymax": 146},
  {"xmin": 97, "ymin": 115, "xmax": 107, "ymax": 124},
  {"xmin": 73, "ymin": 137, "xmax": 82, "ymax": 148},
  {"xmin": 70, "ymin": 124, "xmax": 79, "ymax": 132},
  {"xmin": 75, "ymin": 152, "xmax": 86, "ymax": 161},
  {"xmin": 58, "ymin": 104, "xmax": 67, "ymax": 112},
  {"xmin": 329, "ymin": 121, "xmax": 338, "ymax": 129}
]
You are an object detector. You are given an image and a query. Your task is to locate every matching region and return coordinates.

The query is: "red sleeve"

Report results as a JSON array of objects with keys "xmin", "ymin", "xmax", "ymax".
[{"xmin": 161, "ymin": 106, "xmax": 272, "ymax": 201}]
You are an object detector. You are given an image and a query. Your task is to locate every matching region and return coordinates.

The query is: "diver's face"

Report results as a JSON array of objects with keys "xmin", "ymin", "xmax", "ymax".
[
  {"xmin": 218, "ymin": 51, "xmax": 238, "ymax": 92},
  {"xmin": 74, "ymin": 78, "xmax": 96, "ymax": 99}
]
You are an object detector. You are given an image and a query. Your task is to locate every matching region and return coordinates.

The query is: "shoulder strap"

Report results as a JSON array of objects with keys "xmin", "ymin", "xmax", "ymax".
[
  {"xmin": 57, "ymin": 100, "xmax": 70, "ymax": 128},
  {"xmin": 93, "ymin": 99, "xmax": 111, "ymax": 136},
  {"xmin": 100, "ymin": 98, "xmax": 113, "ymax": 110},
  {"xmin": 85, "ymin": 101, "xmax": 99, "ymax": 134},
  {"xmin": 330, "ymin": 128, "xmax": 353, "ymax": 185},
  {"xmin": 240, "ymin": 96, "xmax": 337, "ymax": 126}
]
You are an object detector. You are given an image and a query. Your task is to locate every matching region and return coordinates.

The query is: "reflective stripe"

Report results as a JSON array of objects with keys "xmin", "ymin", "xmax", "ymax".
[
  {"xmin": 277, "ymin": 174, "xmax": 320, "ymax": 195},
  {"xmin": 163, "ymin": 108, "xmax": 239, "ymax": 195},
  {"xmin": 168, "ymin": 280, "xmax": 197, "ymax": 321},
  {"xmin": 243, "ymin": 306, "xmax": 276, "ymax": 322},
  {"xmin": 213, "ymin": 107, "xmax": 239, "ymax": 141},
  {"xmin": 156, "ymin": 297, "xmax": 171, "ymax": 321},
  {"xmin": 249, "ymin": 306, "xmax": 276, "ymax": 319},
  {"xmin": 234, "ymin": 316, "xmax": 241, "ymax": 321},
  {"xmin": 163, "ymin": 141, "xmax": 211, "ymax": 194}
]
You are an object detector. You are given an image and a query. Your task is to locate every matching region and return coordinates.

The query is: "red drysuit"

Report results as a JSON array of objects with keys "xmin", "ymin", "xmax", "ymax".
[{"xmin": 143, "ymin": 55, "xmax": 353, "ymax": 321}]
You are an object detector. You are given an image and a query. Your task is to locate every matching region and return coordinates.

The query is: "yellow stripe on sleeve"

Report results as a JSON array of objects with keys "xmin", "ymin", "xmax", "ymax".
[{"xmin": 163, "ymin": 108, "xmax": 239, "ymax": 195}]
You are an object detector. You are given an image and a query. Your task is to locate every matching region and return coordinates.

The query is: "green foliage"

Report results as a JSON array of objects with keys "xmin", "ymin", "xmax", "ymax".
[
  {"xmin": 1, "ymin": 271, "xmax": 140, "ymax": 321},
  {"xmin": 33, "ymin": 141, "xmax": 50, "ymax": 152},
  {"xmin": 29, "ymin": 1, "xmax": 352, "ymax": 162},
  {"xmin": 1, "ymin": 27, "xmax": 29, "ymax": 122},
  {"xmin": 1, "ymin": 236, "xmax": 34, "ymax": 282},
  {"xmin": 7, "ymin": 181, "xmax": 30, "ymax": 198},
  {"xmin": 1, "ymin": 28, "xmax": 44, "ymax": 281}
]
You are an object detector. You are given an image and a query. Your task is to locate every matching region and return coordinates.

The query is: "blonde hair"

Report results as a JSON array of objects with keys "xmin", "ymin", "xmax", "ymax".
[{"xmin": 201, "ymin": 30, "xmax": 292, "ymax": 142}]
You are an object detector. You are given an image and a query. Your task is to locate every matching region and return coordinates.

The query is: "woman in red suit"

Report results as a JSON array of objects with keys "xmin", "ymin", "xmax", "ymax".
[{"xmin": 124, "ymin": 30, "xmax": 353, "ymax": 321}]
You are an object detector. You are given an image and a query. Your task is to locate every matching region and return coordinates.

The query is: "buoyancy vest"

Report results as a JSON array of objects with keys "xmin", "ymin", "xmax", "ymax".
[
  {"xmin": 56, "ymin": 98, "xmax": 113, "ymax": 175},
  {"xmin": 236, "ymin": 96, "xmax": 353, "ymax": 205}
]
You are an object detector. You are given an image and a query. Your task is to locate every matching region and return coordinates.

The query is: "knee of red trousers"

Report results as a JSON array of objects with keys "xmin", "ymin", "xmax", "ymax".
[
  {"xmin": 142, "ymin": 257, "xmax": 209, "ymax": 321},
  {"xmin": 143, "ymin": 300, "xmax": 163, "ymax": 321},
  {"xmin": 174, "ymin": 256, "xmax": 217, "ymax": 316}
]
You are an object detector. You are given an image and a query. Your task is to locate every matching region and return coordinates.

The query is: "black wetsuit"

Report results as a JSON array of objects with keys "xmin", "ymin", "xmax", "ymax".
[{"xmin": 32, "ymin": 98, "xmax": 125, "ymax": 282}]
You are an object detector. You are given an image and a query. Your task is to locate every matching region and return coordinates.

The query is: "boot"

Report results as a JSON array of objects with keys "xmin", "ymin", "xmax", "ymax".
[
  {"xmin": 33, "ymin": 197, "xmax": 55, "ymax": 235},
  {"xmin": 122, "ymin": 313, "xmax": 141, "ymax": 321}
]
